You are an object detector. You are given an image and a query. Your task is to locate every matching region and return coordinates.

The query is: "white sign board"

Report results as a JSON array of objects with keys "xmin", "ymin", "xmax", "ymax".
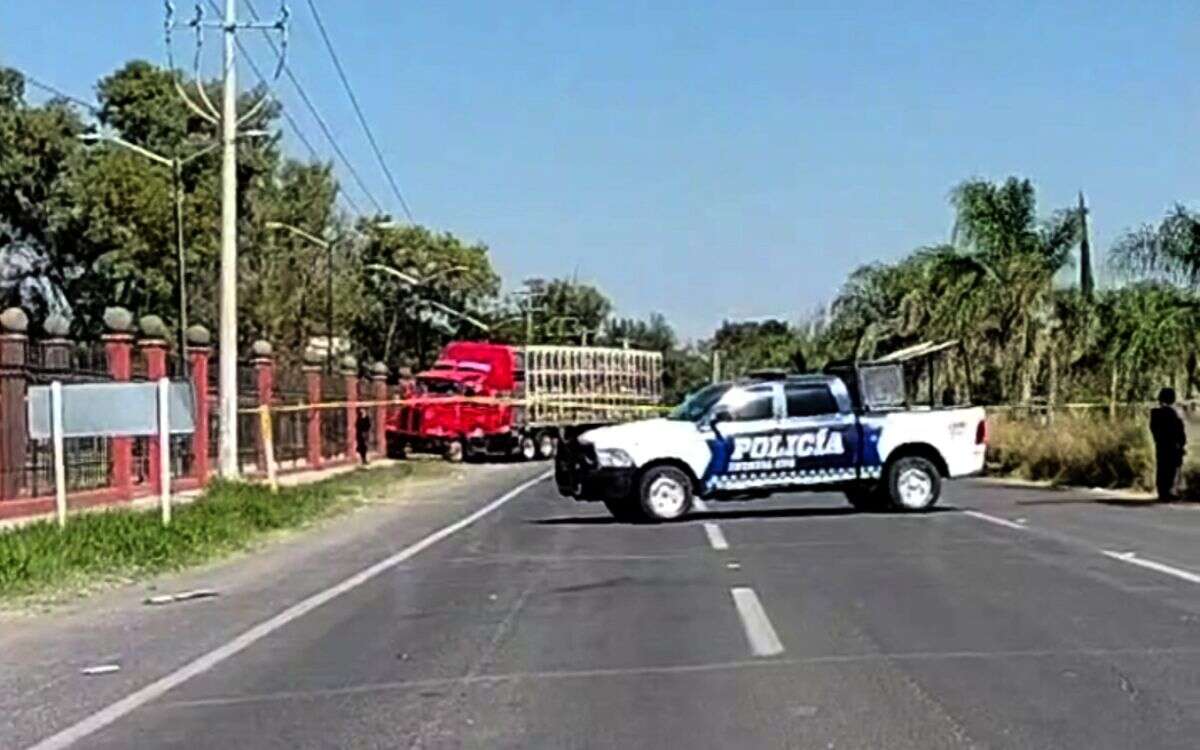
[{"xmin": 28, "ymin": 381, "xmax": 195, "ymax": 440}]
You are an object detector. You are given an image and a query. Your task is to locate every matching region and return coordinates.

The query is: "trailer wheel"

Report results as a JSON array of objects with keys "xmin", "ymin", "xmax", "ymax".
[
  {"xmin": 518, "ymin": 434, "xmax": 537, "ymax": 461},
  {"xmin": 385, "ymin": 433, "xmax": 406, "ymax": 460},
  {"xmin": 637, "ymin": 465, "xmax": 692, "ymax": 522},
  {"xmin": 536, "ymin": 432, "xmax": 557, "ymax": 460},
  {"xmin": 886, "ymin": 456, "xmax": 941, "ymax": 511},
  {"xmin": 445, "ymin": 439, "xmax": 465, "ymax": 463}
]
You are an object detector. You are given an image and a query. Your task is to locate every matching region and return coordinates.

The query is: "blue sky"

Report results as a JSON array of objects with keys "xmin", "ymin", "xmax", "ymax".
[{"xmin": 3, "ymin": 1, "xmax": 1197, "ymax": 339}]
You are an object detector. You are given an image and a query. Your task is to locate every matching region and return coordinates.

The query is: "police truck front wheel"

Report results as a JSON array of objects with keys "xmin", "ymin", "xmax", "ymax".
[
  {"xmin": 637, "ymin": 466, "xmax": 692, "ymax": 522},
  {"xmin": 602, "ymin": 497, "xmax": 641, "ymax": 523},
  {"xmin": 445, "ymin": 440, "xmax": 465, "ymax": 463},
  {"xmin": 886, "ymin": 456, "xmax": 941, "ymax": 511}
]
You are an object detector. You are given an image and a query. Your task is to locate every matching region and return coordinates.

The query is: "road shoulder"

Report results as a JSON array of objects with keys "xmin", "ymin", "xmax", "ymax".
[{"xmin": 0, "ymin": 461, "xmax": 548, "ymax": 750}]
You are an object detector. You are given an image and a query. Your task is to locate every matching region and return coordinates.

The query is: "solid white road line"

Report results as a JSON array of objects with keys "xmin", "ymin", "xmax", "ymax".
[
  {"xmin": 26, "ymin": 470, "xmax": 553, "ymax": 750},
  {"xmin": 1102, "ymin": 551, "xmax": 1200, "ymax": 585},
  {"xmin": 703, "ymin": 522, "xmax": 728, "ymax": 550},
  {"xmin": 963, "ymin": 510, "xmax": 1028, "ymax": 531},
  {"xmin": 730, "ymin": 587, "xmax": 785, "ymax": 657}
]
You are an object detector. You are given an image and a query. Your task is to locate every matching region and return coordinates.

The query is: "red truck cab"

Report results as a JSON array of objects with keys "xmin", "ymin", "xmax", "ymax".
[{"xmin": 385, "ymin": 342, "xmax": 543, "ymax": 462}]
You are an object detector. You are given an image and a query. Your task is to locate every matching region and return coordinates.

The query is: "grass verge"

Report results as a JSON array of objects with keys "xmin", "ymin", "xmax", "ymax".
[
  {"xmin": 985, "ymin": 411, "xmax": 1200, "ymax": 498},
  {"xmin": 987, "ymin": 413, "xmax": 1155, "ymax": 491},
  {"xmin": 0, "ymin": 462, "xmax": 443, "ymax": 603}
]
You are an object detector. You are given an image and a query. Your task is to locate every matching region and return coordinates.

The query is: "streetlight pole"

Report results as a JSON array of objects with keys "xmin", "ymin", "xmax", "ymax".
[
  {"xmin": 172, "ymin": 158, "xmax": 188, "ymax": 378},
  {"xmin": 79, "ymin": 133, "xmax": 225, "ymax": 379},
  {"xmin": 265, "ymin": 221, "xmax": 340, "ymax": 371}
]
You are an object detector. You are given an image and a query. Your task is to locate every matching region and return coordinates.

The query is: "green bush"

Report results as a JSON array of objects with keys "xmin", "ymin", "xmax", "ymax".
[
  {"xmin": 988, "ymin": 412, "xmax": 1154, "ymax": 490},
  {"xmin": 0, "ymin": 465, "xmax": 417, "ymax": 601}
]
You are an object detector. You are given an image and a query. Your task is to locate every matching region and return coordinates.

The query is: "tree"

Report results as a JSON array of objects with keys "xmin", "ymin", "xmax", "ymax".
[
  {"xmin": 1100, "ymin": 283, "xmax": 1200, "ymax": 402},
  {"xmin": 709, "ymin": 319, "xmax": 799, "ymax": 377},
  {"xmin": 352, "ymin": 224, "xmax": 500, "ymax": 368},
  {"xmin": 0, "ymin": 68, "xmax": 86, "ymax": 324},
  {"xmin": 605, "ymin": 312, "xmax": 675, "ymax": 351},
  {"xmin": 534, "ymin": 279, "xmax": 613, "ymax": 343},
  {"xmin": 1109, "ymin": 204, "xmax": 1200, "ymax": 288}
]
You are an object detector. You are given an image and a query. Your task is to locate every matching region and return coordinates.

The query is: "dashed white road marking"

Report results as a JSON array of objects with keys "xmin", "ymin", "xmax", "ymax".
[
  {"xmin": 963, "ymin": 510, "xmax": 1028, "ymax": 531},
  {"xmin": 692, "ymin": 497, "xmax": 709, "ymax": 512},
  {"xmin": 730, "ymin": 587, "xmax": 785, "ymax": 657},
  {"xmin": 25, "ymin": 470, "xmax": 554, "ymax": 750},
  {"xmin": 1102, "ymin": 551, "xmax": 1200, "ymax": 585},
  {"xmin": 703, "ymin": 522, "xmax": 729, "ymax": 550}
]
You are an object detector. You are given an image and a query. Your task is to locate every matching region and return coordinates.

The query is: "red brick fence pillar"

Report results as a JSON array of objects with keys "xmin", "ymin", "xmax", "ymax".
[
  {"xmin": 102, "ymin": 307, "xmax": 137, "ymax": 500},
  {"xmin": 139, "ymin": 315, "xmax": 170, "ymax": 494},
  {"xmin": 0, "ymin": 308, "xmax": 29, "ymax": 501},
  {"xmin": 371, "ymin": 362, "xmax": 389, "ymax": 457},
  {"xmin": 304, "ymin": 361, "xmax": 322, "ymax": 470},
  {"xmin": 251, "ymin": 340, "xmax": 274, "ymax": 473},
  {"xmin": 342, "ymin": 356, "xmax": 358, "ymax": 461},
  {"xmin": 187, "ymin": 325, "xmax": 212, "ymax": 483}
]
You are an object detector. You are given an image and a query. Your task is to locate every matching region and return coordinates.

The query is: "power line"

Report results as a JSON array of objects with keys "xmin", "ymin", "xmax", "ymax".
[
  {"xmin": 213, "ymin": 3, "xmax": 363, "ymax": 216},
  {"xmin": 241, "ymin": 0, "xmax": 387, "ymax": 215},
  {"xmin": 303, "ymin": 0, "xmax": 415, "ymax": 222},
  {"xmin": 21, "ymin": 74, "xmax": 100, "ymax": 114}
]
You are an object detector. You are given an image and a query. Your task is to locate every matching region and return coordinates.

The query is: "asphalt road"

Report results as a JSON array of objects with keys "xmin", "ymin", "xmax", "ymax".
[{"xmin": 16, "ymin": 475, "xmax": 1200, "ymax": 749}]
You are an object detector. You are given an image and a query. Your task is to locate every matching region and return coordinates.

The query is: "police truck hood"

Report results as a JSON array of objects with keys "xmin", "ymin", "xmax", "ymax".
[{"xmin": 580, "ymin": 418, "xmax": 697, "ymax": 451}]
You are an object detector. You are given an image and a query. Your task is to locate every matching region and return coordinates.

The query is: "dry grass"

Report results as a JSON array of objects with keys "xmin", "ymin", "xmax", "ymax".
[{"xmin": 987, "ymin": 413, "xmax": 1154, "ymax": 490}]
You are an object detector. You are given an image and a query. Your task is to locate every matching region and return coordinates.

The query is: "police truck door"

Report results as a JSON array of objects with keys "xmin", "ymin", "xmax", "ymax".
[
  {"xmin": 703, "ymin": 384, "xmax": 783, "ymax": 491},
  {"xmin": 779, "ymin": 380, "xmax": 859, "ymax": 484}
]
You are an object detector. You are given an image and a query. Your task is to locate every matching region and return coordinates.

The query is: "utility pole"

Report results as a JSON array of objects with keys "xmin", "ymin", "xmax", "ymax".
[
  {"xmin": 166, "ymin": 1, "xmax": 287, "ymax": 478},
  {"xmin": 217, "ymin": 0, "xmax": 240, "ymax": 477}
]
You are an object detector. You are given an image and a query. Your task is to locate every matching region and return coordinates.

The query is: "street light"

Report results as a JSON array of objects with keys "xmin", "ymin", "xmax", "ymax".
[
  {"xmin": 366, "ymin": 262, "xmax": 489, "ymax": 367},
  {"xmin": 264, "ymin": 221, "xmax": 339, "ymax": 373},
  {"xmin": 79, "ymin": 129, "xmax": 269, "ymax": 376}
]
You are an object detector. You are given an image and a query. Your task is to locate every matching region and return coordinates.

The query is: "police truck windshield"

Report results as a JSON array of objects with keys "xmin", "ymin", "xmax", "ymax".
[{"xmin": 668, "ymin": 383, "xmax": 731, "ymax": 422}]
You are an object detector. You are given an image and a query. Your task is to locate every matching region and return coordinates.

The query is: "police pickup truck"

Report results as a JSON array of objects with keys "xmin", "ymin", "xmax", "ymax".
[{"xmin": 556, "ymin": 362, "xmax": 987, "ymax": 522}]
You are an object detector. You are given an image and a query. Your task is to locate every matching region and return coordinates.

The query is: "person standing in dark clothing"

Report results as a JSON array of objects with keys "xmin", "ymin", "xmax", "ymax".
[
  {"xmin": 355, "ymin": 408, "xmax": 372, "ymax": 466},
  {"xmin": 1149, "ymin": 387, "xmax": 1186, "ymax": 501}
]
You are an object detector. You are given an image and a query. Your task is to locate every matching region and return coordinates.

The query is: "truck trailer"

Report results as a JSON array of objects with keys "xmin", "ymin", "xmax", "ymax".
[{"xmin": 384, "ymin": 341, "xmax": 663, "ymax": 462}]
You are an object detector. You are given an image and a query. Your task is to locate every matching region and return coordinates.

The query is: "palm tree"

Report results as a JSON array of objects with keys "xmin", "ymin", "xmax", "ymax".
[
  {"xmin": 1100, "ymin": 283, "xmax": 1200, "ymax": 405},
  {"xmin": 947, "ymin": 178, "xmax": 1079, "ymax": 402},
  {"xmin": 1109, "ymin": 204, "xmax": 1200, "ymax": 287}
]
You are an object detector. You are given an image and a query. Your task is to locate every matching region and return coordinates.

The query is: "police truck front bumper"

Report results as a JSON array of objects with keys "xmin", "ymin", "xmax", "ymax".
[{"xmin": 555, "ymin": 441, "xmax": 635, "ymax": 501}]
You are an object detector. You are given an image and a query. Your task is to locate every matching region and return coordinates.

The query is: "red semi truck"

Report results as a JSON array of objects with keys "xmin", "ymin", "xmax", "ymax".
[{"xmin": 384, "ymin": 341, "xmax": 663, "ymax": 462}]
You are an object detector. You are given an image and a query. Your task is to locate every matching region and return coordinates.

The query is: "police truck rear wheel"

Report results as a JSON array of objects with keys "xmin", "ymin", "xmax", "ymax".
[
  {"xmin": 445, "ymin": 440, "xmax": 465, "ymax": 463},
  {"xmin": 537, "ymin": 432, "xmax": 557, "ymax": 460},
  {"xmin": 637, "ymin": 466, "xmax": 692, "ymax": 522},
  {"xmin": 519, "ymin": 435, "xmax": 537, "ymax": 461},
  {"xmin": 887, "ymin": 456, "xmax": 940, "ymax": 511}
]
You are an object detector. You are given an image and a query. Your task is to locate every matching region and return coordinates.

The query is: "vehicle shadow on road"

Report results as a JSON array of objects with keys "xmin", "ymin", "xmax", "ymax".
[{"xmin": 531, "ymin": 505, "xmax": 961, "ymax": 525}]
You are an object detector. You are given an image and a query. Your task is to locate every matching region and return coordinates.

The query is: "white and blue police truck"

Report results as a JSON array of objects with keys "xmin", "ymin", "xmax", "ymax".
[{"xmin": 556, "ymin": 363, "xmax": 987, "ymax": 522}]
